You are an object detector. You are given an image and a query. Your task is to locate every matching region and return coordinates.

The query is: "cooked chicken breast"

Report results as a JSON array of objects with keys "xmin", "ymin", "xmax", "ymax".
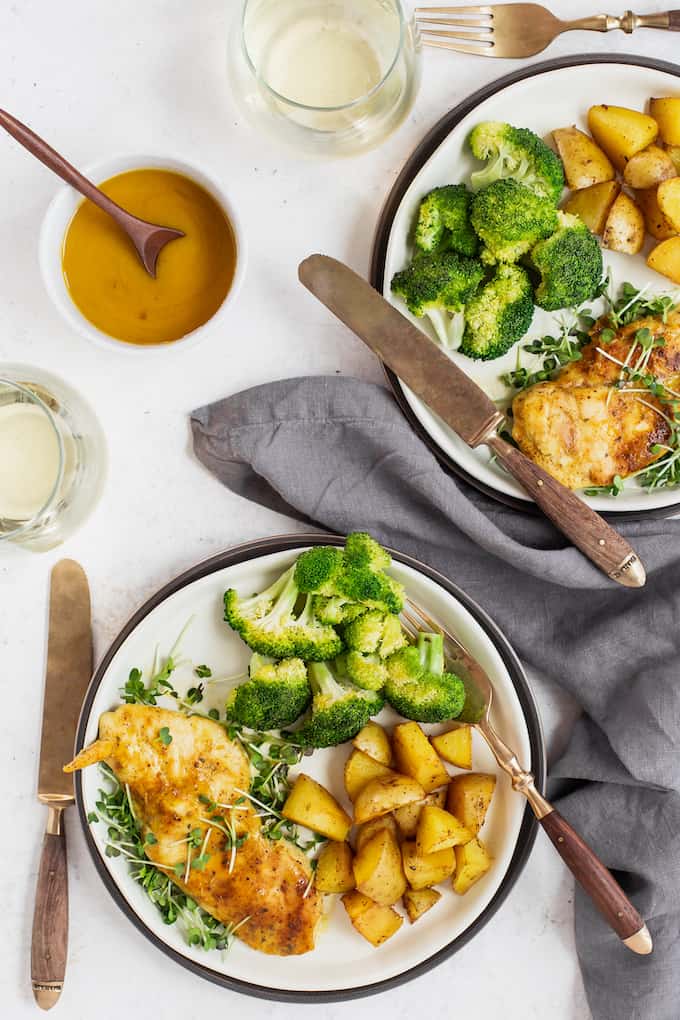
[
  {"xmin": 511, "ymin": 313, "xmax": 679, "ymax": 489},
  {"xmin": 65, "ymin": 705, "xmax": 323, "ymax": 955}
]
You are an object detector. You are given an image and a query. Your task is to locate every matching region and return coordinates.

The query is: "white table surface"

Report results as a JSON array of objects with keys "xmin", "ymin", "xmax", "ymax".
[{"xmin": 1, "ymin": 2, "xmax": 676, "ymax": 1017}]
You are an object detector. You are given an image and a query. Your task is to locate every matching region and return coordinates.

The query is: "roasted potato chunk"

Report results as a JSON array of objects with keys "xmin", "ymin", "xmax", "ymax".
[
  {"xmin": 602, "ymin": 191, "xmax": 645, "ymax": 254},
  {"xmin": 668, "ymin": 146, "xmax": 680, "ymax": 173},
  {"xmin": 446, "ymin": 773, "xmax": 496, "ymax": 836},
  {"xmin": 342, "ymin": 890, "xmax": 403, "ymax": 946},
  {"xmin": 622, "ymin": 144, "xmax": 677, "ymax": 189},
  {"xmin": 648, "ymin": 236, "xmax": 680, "ymax": 284},
  {"xmin": 650, "ymin": 97, "xmax": 680, "ymax": 146},
  {"xmin": 552, "ymin": 126, "xmax": 615, "ymax": 189},
  {"xmin": 403, "ymin": 887, "xmax": 441, "ymax": 923},
  {"xmin": 452, "ymin": 838, "xmax": 493, "ymax": 895},
  {"xmin": 588, "ymin": 104, "xmax": 658, "ymax": 170},
  {"xmin": 430, "ymin": 724, "xmax": 473, "ymax": 770},
  {"xmin": 562, "ymin": 180, "xmax": 620, "ymax": 234},
  {"xmin": 344, "ymin": 749, "xmax": 395, "ymax": 802},
  {"xmin": 393, "ymin": 788, "xmax": 447, "ymax": 838},
  {"xmin": 635, "ymin": 186, "xmax": 677, "ymax": 240},
  {"xmin": 315, "ymin": 840, "xmax": 355, "ymax": 893},
  {"xmin": 353, "ymin": 828, "xmax": 407, "ymax": 905},
  {"xmin": 657, "ymin": 177, "xmax": 680, "ymax": 232},
  {"xmin": 416, "ymin": 804, "xmax": 473, "ymax": 855},
  {"xmin": 354, "ymin": 773, "xmax": 425, "ymax": 825},
  {"xmin": 355, "ymin": 813, "xmax": 399, "ymax": 852},
  {"xmin": 282, "ymin": 773, "xmax": 351, "ymax": 841},
  {"xmin": 401, "ymin": 840, "xmax": 455, "ymax": 890},
  {"xmin": 352, "ymin": 721, "xmax": 393, "ymax": 766},
  {"xmin": 393, "ymin": 722, "xmax": 450, "ymax": 793}
]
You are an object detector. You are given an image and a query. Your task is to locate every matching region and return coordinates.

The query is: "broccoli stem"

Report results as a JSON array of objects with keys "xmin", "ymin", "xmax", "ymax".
[
  {"xmin": 425, "ymin": 307, "xmax": 465, "ymax": 350},
  {"xmin": 238, "ymin": 565, "xmax": 296, "ymax": 614},
  {"xmin": 417, "ymin": 633, "xmax": 445, "ymax": 676}
]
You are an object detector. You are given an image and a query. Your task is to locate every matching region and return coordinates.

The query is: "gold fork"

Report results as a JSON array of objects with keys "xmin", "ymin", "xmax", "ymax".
[
  {"xmin": 416, "ymin": 5, "xmax": 680, "ymax": 57},
  {"xmin": 402, "ymin": 598, "xmax": 653, "ymax": 954}
]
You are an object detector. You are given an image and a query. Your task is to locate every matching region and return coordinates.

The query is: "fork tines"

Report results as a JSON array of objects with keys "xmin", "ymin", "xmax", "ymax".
[{"xmin": 415, "ymin": 5, "xmax": 494, "ymax": 53}]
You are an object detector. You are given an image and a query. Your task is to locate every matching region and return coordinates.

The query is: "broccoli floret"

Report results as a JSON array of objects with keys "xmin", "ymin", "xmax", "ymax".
[
  {"xmin": 385, "ymin": 633, "xmax": 465, "ymax": 723},
  {"xmin": 312, "ymin": 596, "xmax": 367, "ymax": 626},
  {"xmin": 391, "ymin": 251, "xmax": 485, "ymax": 349},
  {"xmin": 471, "ymin": 179, "xmax": 558, "ymax": 265},
  {"xmin": 529, "ymin": 211, "xmax": 604, "ymax": 311},
  {"xmin": 224, "ymin": 565, "xmax": 343, "ymax": 661},
  {"xmin": 337, "ymin": 651, "xmax": 388, "ymax": 692},
  {"xmin": 469, "ymin": 122, "xmax": 565, "ymax": 203},
  {"xmin": 337, "ymin": 566, "xmax": 405, "ymax": 616},
  {"xmin": 344, "ymin": 532, "xmax": 392, "ymax": 571},
  {"xmin": 225, "ymin": 654, "xmax": 311, "ymax": 730},
  {"xmin": 294, "ymin": 661, "xmax": 384, "ymax": 748},
  {"xmin": 414, "ymin": 185, "xmax": 479, "ymax": 257},
  {"xmin": 460, "ymin": 264, "xmax": 534, "ymax": 361},
  {"xmin": 294, "ymin": 545, "xmax": 344, "ymax": 594},
  {"xmin": 343, "ymin": 610, "xmax": 406, "ymax": 657}
]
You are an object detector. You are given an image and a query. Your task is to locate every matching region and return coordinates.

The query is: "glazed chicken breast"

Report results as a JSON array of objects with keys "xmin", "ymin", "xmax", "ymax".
[
  {"xmin": 65, "ymin": 704, "xmax": 323, "ymax": 955},
  {"xmin": 511, "ymin": 313, "xmax": 680, "ymax": 489}
]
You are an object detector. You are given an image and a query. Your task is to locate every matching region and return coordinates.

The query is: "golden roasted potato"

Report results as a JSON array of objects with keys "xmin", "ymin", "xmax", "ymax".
[
  {"xmin": 562, "ymin": 180, "xmax": 621, "ymax": 234},
  {"xmin": 393, "ymin": 788, "xmax": 447, "ymax": 838},
  {"xmin": 430, "ymin": 724, "xmax": 473, "ymax": 770},
  {"xmin": 668, "ymin": 146, "xmax": 680, "ymax": 173},
  {"xmin": 352, "ymin": 721, "xmax": 393, "ymax": 766},
  {"xmin": 602, "ymin": 191, "xmax": 646, "ymax": 254},
  {"xmin": 452, "ymin": 838, "xmax": 493, "ymax": 895},
  {"xmin": 657, "ymin": 177, "xmax": 680, "ymax": 231},
  {"xmin": 353, "ymin": 827, "xmax": 407, "ymax": 905},
  {"xmin": 354, "ymin": 773, "xmax": 425, "ymax": 825},
  {"xmin": 282, "ymin": 773, "xmax": 352, "ymax": 841},
  {"xmin": 446, "ymin": 773, "xmax": 496, "ymax": 836},
  {"xmin": 416, "ymin": 804, "xmax": 473, "ymax": 855},
  {"xmin": 552, "ymin": 126, "xmax": 615, "ymax": 189},
  {"xmin": 355, "ymin": 813, "xmax": 399, "ymax": 852},
  {"xmin": 403, "ymin": 887, "xmax": 441, "ymax": 923},
  {"xmin": 650, "ymin": 97, "xmax": 680, "ymax": 146},
  {"xmin": 393, "ymin": 722, "xmax": 450, "ymax": 793},
  {"xmin": 344, "ymin": 749, "xmax": 395, "ymax": 802},
  {"xmin": 341, "ymin": 890, "xmax": 403, "ymax": 946},
  {"xmin": 315, "ymin": 840, "xmax": 355, "ymax": 893},
  {"xmin": 648, "ymin": 236, "xmax": 680, "ymax": 284},
  {"xmin": 635, "ymin": 186, "xmax": 677, "ymax": 240},
  {"xmin": 623, "ymin": 145, "xmax": 677, "ymax": 189},
  {"xmin": 588, "ymin": 105, "xmax": 659, "ymax": 170},
  {"xmin": 401, "ymin": 840, "xmax": 455, "ymax": 890}
]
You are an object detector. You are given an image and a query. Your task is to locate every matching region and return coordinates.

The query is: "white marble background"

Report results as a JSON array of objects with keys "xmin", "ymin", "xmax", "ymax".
[{"xmin": 1, "ymin": 2, "xmax": 676, "ymax": 1017}]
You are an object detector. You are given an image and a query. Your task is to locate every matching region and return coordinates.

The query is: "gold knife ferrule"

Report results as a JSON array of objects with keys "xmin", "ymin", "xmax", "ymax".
[
  {"xmin": 46, "ymin": 804, "xmax": 65, "ymax": 836},
  {"xmin": 470, "ymin": 412, "xmax": 505, "ymax": 449}
]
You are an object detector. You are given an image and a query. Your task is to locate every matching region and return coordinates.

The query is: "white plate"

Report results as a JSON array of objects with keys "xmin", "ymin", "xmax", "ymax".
[
  {"xmin": 75, "ymin": 537, "xmax": 543, "ymax": 1000},
  {"xmin": 382, "ymin": 57, "xmax": 680, "ymax": 516}
]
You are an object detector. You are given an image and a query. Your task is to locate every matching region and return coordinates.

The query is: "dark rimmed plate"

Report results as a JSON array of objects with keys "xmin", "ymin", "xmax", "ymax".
[
  {"xmin": 371, "ymin": 54, "xmax": 680, "ymax": 521},
  {"xmin": 75, "ymin": 533, "xmax": 544, "ymax": 1001}
]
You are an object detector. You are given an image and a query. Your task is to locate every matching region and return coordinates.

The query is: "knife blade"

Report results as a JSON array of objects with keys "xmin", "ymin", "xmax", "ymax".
[
  {"xmin": 32, "ymin": 560, "xmax": 92, "ymax": 1010},
  {"xmin": 298, "ymin": 255, "xmax": 646, "ymax": 588}
]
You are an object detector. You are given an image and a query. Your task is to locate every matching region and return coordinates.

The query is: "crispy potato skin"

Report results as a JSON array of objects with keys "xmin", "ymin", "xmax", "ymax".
[
  {"xmin": 622, "ymin": 144, "xmax": 677, "ymax": 189},
  {"xmin": 562, "ymin": 180, "xmax": 620, "ymax": 234},
  {"xmin": 353, "ymin": 828, "xmax": 407, "ymax": 905},
  {"xmin": 430, "ymin": 725, "xmax": 472, "ymax": 770},
  {"xmin": 446, "ymin": 774, "xmax": 496, "ymax": 837},
  {"xmin": 657, "ymin": 178, "xmax": 680, "ymax": 232},
  {"xmin": 588, "ymin": 104, "xmax": 658, "ymax": 169},
  {"xmin": 452, "ymin": 838, "xmax": 493, "ymax": 895},
  {"xmin": 282, "ymin": 773, "xmax": 352, "ymax": 842},
  {"xmin": 393, "ymin": 788, "xmax": 447, "ymax": 838},
  {"xmin": 648, "ymin": 236, "xmax": 680, "ymax": 285},
  {"xmin": 636, "ymin": 186, "xmax": 678, "ymax": 240},
  {"xmin": 352, "ymin": 722, "xmax": 393, "ymax": 766},
  {"xmin": 401, "ymin": 840, "xmax": 456, "ymax": 890},
  {"xmin": 403, "ymin": 887, "xmax": 441, "ymax": 923},
  {"xmin": 650, "ymin": 97, "xmax": 680, "ymax": 146},
  {"xmin": 344, "ymin": 749, "xmax": 395, "ymax": 802},
  {"xmin": 553, "ymin": 126, "xmax": 615, "ymax": 189},
  {"xmin": 315, "ymin": 841, "xmax": 355, "ymax": 893},
  {"xmin": 417, "ymin": 804, "xmax": 473, "ymax": 854},
  {"xmin": 354, "ymin": 773, "xmax": 425, "ymax": 825},
  {"xmin": 393, "ymin": 722, "xmax": 450, "ymax": 793},
  {"xmin": 341, "ymin": 890, "xmax": 403, "ymax": 946},
  {"xmin": 602, "ymin": 191, "xmax": 645, "ymax": 254},
  {"xmin": 355, "ymin": 813, "xmax": 400, "ymax": 852}
]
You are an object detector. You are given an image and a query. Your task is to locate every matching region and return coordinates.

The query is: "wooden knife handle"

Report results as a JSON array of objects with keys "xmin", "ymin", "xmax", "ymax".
[
  {"xmin": 541, "ymin": 809, "xmax": 652, "ymax": 954},
  {"xmin": 487, "ymin": 434, "xmax": 645, "ymax": 587},
  {"xmin": 668, "ymin": 10, "xmax": 680, "ymax": 29},
  {"xmin": 31, "ymin": 807, "xmax": 68, "ymax": 1010}
]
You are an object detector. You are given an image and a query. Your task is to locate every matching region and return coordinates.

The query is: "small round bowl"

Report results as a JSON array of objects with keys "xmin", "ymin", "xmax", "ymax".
[{"xmin": 39, "ymin": 154, "xmax": 247, "ymax": 354}]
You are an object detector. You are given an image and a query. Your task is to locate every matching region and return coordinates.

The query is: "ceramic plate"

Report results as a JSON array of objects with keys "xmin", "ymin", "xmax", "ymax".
[
  {"xmin": 373, "ymin": 55, "xmax": 680, "ymax": 518},
  {"xmin": 75, "ymin": 535, "xmax": 544, "ymax": 1001}
]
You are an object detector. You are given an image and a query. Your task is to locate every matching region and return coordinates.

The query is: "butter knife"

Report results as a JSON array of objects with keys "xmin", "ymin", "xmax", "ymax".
[
  {"xmin": 299, "ymin": 255, "xmax": 645, "ymax": 589},
  {"xmin": 31, "ymin": 560, "xmax": 92, "ymax": 1010}
]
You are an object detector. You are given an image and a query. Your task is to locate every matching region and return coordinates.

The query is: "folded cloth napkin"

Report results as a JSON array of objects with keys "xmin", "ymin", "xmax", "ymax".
[{"xmin": 191, "ymin": 376, "xmax": 680, "ymax": 1020}]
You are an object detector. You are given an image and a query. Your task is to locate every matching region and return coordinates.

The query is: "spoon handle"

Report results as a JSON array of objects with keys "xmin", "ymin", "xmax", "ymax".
[{"xmin": 0, "ymin": 107, "xmax": 133, "ymax": 227}]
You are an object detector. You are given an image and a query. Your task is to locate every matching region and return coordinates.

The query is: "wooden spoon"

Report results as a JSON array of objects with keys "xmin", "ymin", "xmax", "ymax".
[{"xmin": 0, "ymin": 108, "xmax": 184, "ymax": 277}]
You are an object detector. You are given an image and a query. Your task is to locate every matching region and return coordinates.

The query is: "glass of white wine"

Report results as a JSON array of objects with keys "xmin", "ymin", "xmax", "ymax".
[
  {"xmin": 0, "ymin": 365, "xmax": 106, "ymax": 552},
  {"xmin": 228, "ymin": 0, "xmax": 421, "ymax": 157}
]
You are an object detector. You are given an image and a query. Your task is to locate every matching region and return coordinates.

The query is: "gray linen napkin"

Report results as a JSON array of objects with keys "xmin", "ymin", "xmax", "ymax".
[{"xmin": 191, "ymin": 376, "xmax": 680, "ymax": 1020}]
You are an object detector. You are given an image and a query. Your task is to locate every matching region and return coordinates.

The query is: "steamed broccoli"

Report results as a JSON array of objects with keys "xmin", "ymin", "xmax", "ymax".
[
  {"xmin": 470, "ymin": 179, "xmax": 558, "ymax": 265},
  {"xmin": 294, "ymin": 660, "xmax": 384, "ymax": 747},
  {"xmin": 223, "ymin": 561, "xmax": 343, "ymax": 661},
  {"xmin": 414, "ymin": 185, "xmax": 479, "ymax": 256},
  {"xmin": 337, "ymin": 651, "xmax": 388, "ymax": 692},
  {"xmin": 385, "ymin": 632, "xmax": 465, "ymax": 723},
  {"xmin": 343, "ymin": 610, "xmax": 406, "ymax": 658},
  {"xmin": 294, "ymin": 545, "xmax": 344, "ymax": 594},
  {"xmin": 391, "ymin": 251, "xmax": 485, "ymax": 349},
  {"xmin": 344, "ymin": 532, "xmax": 392, "ymax": 571},
  {"xmin": 306, "ymin": 534, "xmax": 404, "ymax": 620},
  {"xmin": 225, "ymin": 654, "xmax": 311, "ymax": 730},
  {"xmin": 312, "ymin": 596, "xmax": 367, "ymax": 626},
  {"xmin": 469, "ymin": 122, "xmax": 565, "ymax": 203},
  {"xmin": 460, "ymin": 263, "xmax": 534, "ymax": 360},
  {"xmin": 529, "ymin": 211, "xmax": 604, "ymax": 311}
]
